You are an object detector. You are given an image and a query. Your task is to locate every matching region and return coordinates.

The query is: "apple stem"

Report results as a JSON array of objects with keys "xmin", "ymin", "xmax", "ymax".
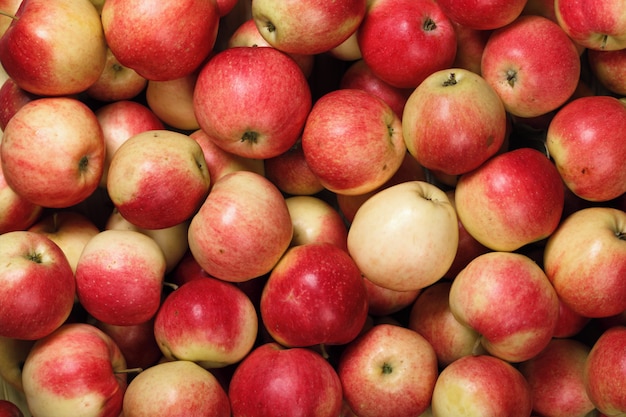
[
  {"xmin": 0, "ymin": 10, "xmax": 17, "ymax": 20},
  {"xmin": 319, "ymin": 343, "xmax": 329, "ymax": 360},
  {"xmin": 115, "ymin": 367, "xmax": 143, "ymax": 375},
  {"xmin": 162, "ymin": 281, "xmax": 179, "ymax": 291}
]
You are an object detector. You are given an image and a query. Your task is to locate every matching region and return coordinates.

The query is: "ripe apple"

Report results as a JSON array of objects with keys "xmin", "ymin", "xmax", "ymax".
[
  {"xmin": 263, "ymin": 140, "xmax": 325, "ymax": 196},
  {"xmin": 228, "ymin": 342, "xmax": 343, "ymax": 417},
  {"xmin": 555, "ymin": 0, "xmax": 626, "ymax": 50},
  {"xmin": 0, "ymin": 161, "xmax": 43, "ymax": 234},
  {"xmin": 451, "ymin": 22, "xmax": 492, "ymax": 75},
  {"xmin": 338, "ymin": 323, "xmax": 438, "ymax": 417},
  {"xmin": 0, "ymin": 77, "xmax": 36, "ymax": 131},
  {"xmin": 193, "ymin": 46, "xmax": 312, "ymax": 159},
  {"xmin": 251, "ymin": 0, "xmax": 366, "ymax": 55},
  {"xmin": 153, "ymin": 276, "xmax": 258, "ymax": 368},
  {"xmin": 168, "ymin": 251, "xmax": 214, "ymax": 287},
  {"xmin": 106, "ymin": 129, "xmax": 211, "ymax": 230},
  {"xmin": 75, "ymin": 229, "xmax": 167, "ymax": 326},
  {"xmin": 546, "ymin": 95, "xmax": 626, "ymax": 202},
  {"xmin": 553, "ymin": 298, "xmax": 591, "ymax": 339},
  {"xmin": 101, "ymin": 0, "xmax": 219, "ymax": 81},
  {"xmin": 402, "ymin": 68, "xmax": 507, "ymax": 176},
  {"xmin": 481, "ymin": 15, "xmax": 581, "ymax": 118},
  {"xmin": 0, "ymin": 0, "xmax": 107, "ymax": 96},
  {"xmin": 431, "ymin": 354, "xmax": 533, "ymax": 417},
  {"xmin": 363, "ymin": 277, "xmax": 420, "ymax": 317},
  {"xmin": 145, "ymin": 72, "xmax": 200, "ymax": 131},
  {"xmin": 260, "ymin": 242, "xmax": 369, "ymax": 347},
  {"xmin": 543, "ymin": 206, "xmax": 626, "ymax": 318},
  {"xmin": 122, "ymin": 360, "xmax": 231, "ymax": 417},
  {"xmin": 449, "ymin": 251, "xmax": 560, "ymax": 363},
  {"xmin": 453, "ymin": 147, "xmax": 565, "ymax": 252},
  {"xmin": 435, "ymin": 0, "xmax": 526, "ymax": 30},
  {"xmin": 21, "ymin": 323, "xmax": 127, "ymax": 417},
  {"xmin": 0, "ymin": 336, "xmax": 35, "ymax": 392},
  {"xmin": 587, "ymin": 48, "xmax": 626, "ymax": 95},
  {"xmin": 328, "ymin": 30, "xmax": 362, "ymax": 61},
  {"xmin": 357, "ymin": 0, "xmax": 457, "ymax": 89},
  {"xmin": 0, "ymin": 231, "xmax": 75, "ymax": 340},
  {"xmin": 285, "ymin": 195, "xmax": 348, "ymax": 251},
  {"xmin": 0, "ymin": 400, "xmax": 23, "ymax": 417},
  {"xmin": 85, "ymin": 48, "xmax": 148, "ymax": 103},
  {"xmin": 1, "ymin": 97, "xmax": 105, "ymax": 208},
  {"xmin": 188, "ymin": 170, "xmax": 293, "ymax": 282},
  {"xmin": 519, "ymin": 338, "xmax": 595, "ymax": 417},
  {"xmin": 347, "ymin": 180, "xmax": 458, "ymax": 292},
  {"xmin": 301, "ymin": 88, "xmax": 406, "ymax": 196}
]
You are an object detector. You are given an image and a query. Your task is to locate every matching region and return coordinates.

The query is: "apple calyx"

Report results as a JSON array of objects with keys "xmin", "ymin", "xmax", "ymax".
[
  {"xmin": 423, "ymin": 17, "xmax": 437, "ymax": 32},
  {"xmin": 78, "ymin": 155, "xmax": 90, "ymax": 173},
  {"xmin": 241, "ymin": 131, "xmax": 259, "ymax": 144},
  {"xmin": 381, "ymin": 362, "xmax": 393, "ymax": 375},
  {"xmin": 25, "ymin": 250, "xmax": 44, "ymax": 264},
  {"xmin": 442, "ymin": 72, "xmax": 458, "ymax": 87},
  {"xmin": 506, "ymin": 69, "xmax": 517, "ymax": 87}
]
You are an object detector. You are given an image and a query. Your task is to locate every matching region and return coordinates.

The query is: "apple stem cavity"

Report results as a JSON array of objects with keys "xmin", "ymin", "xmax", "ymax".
[
  {"xmin": 25, "ymin": 251, "xmax": 44, "ymax": 263},
  {"xmin": 241, "ymin": 131, "xmax": 259, "ymax": 144},
  {"xmin": 442, "ymin": 72, "xmax": 458, "ymax": 87},
  {"xmin": 423, "ymin": 17, "xmax": 437, "ymax": 31}
]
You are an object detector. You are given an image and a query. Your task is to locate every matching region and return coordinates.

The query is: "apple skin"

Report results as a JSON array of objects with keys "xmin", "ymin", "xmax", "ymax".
[
  {"xmin": 553, "ymin": 299, "xmax": 591, "ymax": 339},
  {"xmin": 338, "ymin": 323, "xmax": 438, "ymax": 417},
  {"xmin": 555, "ymin": 0, "xmax": 626, "ymax": 50},
  {"xmin": 0, "ymin": 231, "xmax": 75, "ymax": 340},
  {"xmin": 0, "ymin": 77, "xmax": 36, "ymax": 131},
  {"xmin": 544, "ymin": 207, "xmax": 626, "ymax": 318},
  {"xmin": 228, "ymin": 342, "xmax": 344, "ymax": 417},
  {"xmin": 435, "ymin": 0, "xmax": 526, "ymax": 30},
  {"xmin": 145, "ymin": 72, "xmax": 200, "ymax": 131},
  {"xmin": 85, "ymin": 47, "xmax": 148, "ymax": 103},
  {"xmin": 0, "ymin": 161, "xmax": 43, "ymax": 234},
  {"xmin": 347, "ymin": 180, "xmax": 458, "ymax": 292},
  {"xmin": 0, "ymin": 400, "xmax": 23, "ymax": 417},
  {"xmin": 357, "ymin": 0, "xmax": 457, "ymax": 89},
  {"xmin": 75, "ymin": 229, "xmax": 166, "ymax": 326},
  {"xmin": 122, "ymin": 360, "xmax": 231, "ymax": 417},
  {"xmin": 251, "ymin": 0, "xmax": 366, "ymax": 55},
  {"xmin": 0, "ymin": 336, "xmax": 36, "ymax": 393},
  {"xmin": 449, "ymin": 251, "xmax": 560, "ymax": 363},
  {"xmin": 363, "ymin": 277, "xmax": 420, "ymax": 317},
  {"xmin": 263, "ymin": 140, "xmax": 325, "ymax": 196},
  {"xmin": 301, "ymin": 88, "xmax": 406, "ymax": 196},
  {"xmin": 21, "ymin": 323, "xmax": 127, "ymax": 417},
  {"xmin": 546, "ymin": 95, "xmax": 626, "ymax": 202},
  {"xmin": 451, "ymin": 22, "xmax": 492, "ymax": 75},
  {"xmin": 154, "ymin": 275, "xmax": 258, "ymax": 369},
  {"xmin": 328, "ymin": 30, "xmax": 362, "ymax": 61},
  {"xmin": 402, "ymin": 68, "xmax": 507, "ymax": 176},
  {"xmin": 1, "ymin": 97, "xmax": 105, "ymax": 208},
  {"xmin": 0, "ymin": 0, "xmax": 107, "ymax": 96},
  {"xmin": 519, "ymin": 338, "xmax": 595, "ymax": 417},
  {"xmin": 101, "ymin": 0, "xmax": 219, "ymax": 81},
  {"xmin": 584, "ymin": 326, "xmax": 626, "ymax": 416},
  {"xmin": 193, "ymin": 46, "xmax": 312, "ymax": 159},
  {"xmin": 431, "ymin": 354, "xmax": 533, "ymax": 417},
  {"xmin": 106, "ymin": 129, "xmax": 211, "ymax": 230},
  {"xmin": 188, "ymin": 170, "xmax": 293, "ymax": 282},
  {"xmin": 454, "ymin": 147, "xmax": 565, "ymax": 252},
  {"xmin": 587, "ymin": 48, "xmax": 626, "ymax": 95},
  {"xmin": 260, "ymin": 242, "xmax": 369, "ymax": 347},
  {"xmin": 285, "ymin": 195, "xmax": 349, "ymax": 251},
  {"xmin": 481, "ymin": 15, "xmax": 581, "ymax": 118}
]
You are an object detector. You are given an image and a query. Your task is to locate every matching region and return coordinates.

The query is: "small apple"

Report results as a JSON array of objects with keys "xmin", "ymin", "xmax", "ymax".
[
  {"xmin": 0, "ymin": 77, "xmax": 36, "ymax": 131},
  {"xmin": 85, "ymin": 47, "xmax": 148, "ymax": 103},
  {"xmin": 587, "ymin": 48, "xmax": 626, "ymax": 95},
  {"xmin": 263, "ymin": 139, "xmax": 325, "ymax": 196},
  {"xmin": 555, "ymin": 0, "xmax": 626, "ymax": 50}
]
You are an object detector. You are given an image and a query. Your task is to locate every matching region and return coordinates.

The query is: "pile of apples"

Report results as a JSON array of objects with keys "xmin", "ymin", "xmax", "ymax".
[{"xmin": 1, "ymin": 0, "xmax": 626, "ymax": 415}]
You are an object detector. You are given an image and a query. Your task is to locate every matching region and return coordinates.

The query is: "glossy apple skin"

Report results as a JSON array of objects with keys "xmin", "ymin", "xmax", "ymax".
[
  {"xmin": 338, "ymin": 324, "xmax": 438, "ymax": 417},
  {"xmin": 451, "ymin": 22, "xmax": 492, "ymax": 75},
  {"xmin": 264, "ymin": 141, "xmax": 325, "ymax": 196},
  {"xmin": 0, "ymin": 231, "xmax": 75, "ymax": 340},
  {"xmin": 0, "ymin": 77, "xmax": 35, "ymax": 130},
  {"xmin": 260, "ymin": 242, "xmax": 369, "ymax": 347},
  {"xmin": 0, "ymin": 164, "xmax": 42, "ymax": 234},
  {"xmin": 436, "ymin": 0, "xmax": 526, "ymax": 30},
  {"xmin": 86, "ymin": 48, "xmax": 148, "ymax": 103},
  {"xmin": 228, "ymin": 342, "xmax": 343, "ymax": 417},
  {"xmin": 363, "ymin": 277, "xmax": 420, "ymax": 317},
  {"xmin": 588, "ymin": 48, "xmax": 626, "ymax": 95},
  {"xmin": 546, "ymin": 95, "xmax": 626, "ymax": 202}
]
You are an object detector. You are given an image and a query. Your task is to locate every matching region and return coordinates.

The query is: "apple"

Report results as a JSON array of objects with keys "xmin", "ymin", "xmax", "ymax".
[
  {"xmin": 0, "ymin": 160, "xmax": 43, "ymax": 234},
  {"xmin": 449, "ymin": 251, "xmax": 560, "ymax": 363},
  {"xmin": 168, "ymin": 251, "xmax": 214, "ymax": 287},
  {"xmin": 430, "ymin": 354, "xmax": 533, "ymax": 417},
  {"xmin": 363, "ymin": 277, "xmax": 420, "ymax": 317},
  {"xmin": 555, "ymin": 0, "xmax": 626, "ymax": 50},
  {"xmin": 543, "ymin": 206, "xmax": 626, "ymax": 318},
  {"xmin": 553, "ymin": 298, "xmax": 592, "ymax": 339},
  {"xmin": 0, "ymin": 77, "xmax": 36, "ymax": 131},
  {"xmin": 0, "ymin": 336, "xmax": 35, "ymax": 393},
  {"xmin": 453, "ymin": 147, "xmax": 565, "ymax": 252},
  {"xmin": 435, "ymin": 0, "xmax": 526, "ymax": 30},
  {"xmin": 1, "ymin": 97, "xmax": 105, "ymax": 208},
  {"xmin": 95, "ymin": 100, "xmax": 165, "ymax": 189},
  {"xmin": 284, "ymin": 195, "xmax": 348, "ymax": 251},
  {"xmin": 451, "ymin": 22, "xmax": 492, "ymax": 75},
  {"xmin": 329, "ymin": 30, "xmax": 362, "ymax": 61},
  {"xmin": 402, "ymin": 68, "xmax": 507, "ymax": 176},
  {"xmin": 75, "ymin": 229, "xmax": 167, "ymax": 326},
  {"xmin": 260, "ymin": 242, "xmax": 369, "ymax": 347},
  {"xmin": 21, "ymin": 323, "xmax": 127, "ymax": 417},
  {"xmin": 0, "ymin": 400, "xmax": 23, "ymax": 417},
  {"xmin": 145, "ymin": 71, "xmax": 200, "ymax": 131},
  {"xmin": 347, "ymin": 180, "xmax": 458, "ymax": 292},
  {"xmin": 301, "ymin": 88, "xmax": 406, "ymax": 195},
  {"xmin": 0, "ymin": 0, "xmax": 106, "ymax": 96},
  {"xmin": 357, "ymin": 0, "xmax": 457, "ymax": 89},
  {"xmin": 106, "ymin": 129, "xmax": 211, "ymax": 230},
  {"xmin": 546, "ymin": 95, "xmax": 626, "ymax": 202},
  {"xmin": 187, "ymin": 170, "xmax": 293, "ymax": 282},
  {"xmin": 101, "ymin": 0, "xmax": 219, "ymax": 81},
  {"xmin": 85, "ymin": 47, "xmax": 148, "ymax": 103},
  {"xmin": 153, "ymin": 276, "xmax": 258, "ymax": 368},
  {"xmin": 522, "ymin": 0, "xmax": 558, "ymax": 21},
  {"xmin": 587, "ymin": 48, "xmax": 626, "ymax": 95},
  {"xmin": 122, "ymin": 360, "xmax": 231, "ymax": 417},
  {"xmin": 584, "ymin": 325, "xmax": 626, "ymax": 416},
  {"xmin": 338, "ymin": 323, "xmax": 438, "ymax": 417},
  {"xmin": 263, "ymin": 139, "xmax": 325, "ymax": 196},
  {"xmin": 0, "ymin": 231, "xmax": 75, "ymax": 340},
  {"xmin": 251, "ymin": 0, "xmax": 366, "ymax": 55},
  {"xmin": 228, "ymin": 342, "xmax": 343, "ymax": 417},
  {"xmin": 481, "ymin": 15, "xmax": 581, "ymax": 118},
  {"xmin": 193, "ymin": 46, "xmax": 312, "ymax": 159},
  {"xmin": 519, "ymin": 338, "xmax": 595, "ymax": 417}
]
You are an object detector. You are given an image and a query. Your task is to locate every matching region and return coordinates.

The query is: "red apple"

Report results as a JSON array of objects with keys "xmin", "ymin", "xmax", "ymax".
[
  {"xmin": 0, "ymin": 0, "xmax": 21, "ymax": 38},
  {"xmin": 451, "ymin": 22, "xmax": 492, "ymax": 75},
  {"xmin": 193, "ymin": 46, "xmax": 312, "ymax": 159},
  {"xmin": 154, "ymin": 276, "xmax": 258, "ymax": 368},
  {"xmin": 555, "ymin": 0, "xmax": 626, "ymax": 50},
  {"xmin": 21, "ymin": 323, "xmax": 127, "ymax": 417},
  {"xmin": 357, "ymin": 0, "xmax": 457, "ymax": 89},
  {"xmin": 228, "ymin": 342, "xmax": 343, "ymax": 417},
  {"xmin": 0, "ymin": 161, "xmax": 43, "ymax": 234},
  {"xmin": 263, "ymin": 139, "xmax": 325, "ymax": 196},
  {"xmin": 546, "ymin": 95, "xmax": 626, "ymax": 202},
  {"xmin": 188, "ymin": 170, "xmax": 293, "ymax": 282},
  {"xmin": 363, "ymin": 277, "xmax": 420, "ymax": 317},
  {"xmin": 285, "ymin": 195, "xmax": 348, "ymax": 251},
  {"xmin": 553, "ymin": 298, "xmax": 592, "ymax": 339},
  {"xmin": 0, "ymin": 77, "xmax": 36, "ymax": 131},
  {"xmin": 481, "ymin": 15, "xmax": 581, "ymax": 118},
  {"xmin": 338, "ymin": 323, "xmax": 438, "ymax": 417},
  {"xmin": 145, "ymin": 71, "xmax": 200, "ymax": 131},
  {"xmin": 588, "ymin": 48, "xmax": 626, "ymax": 95},
  {"xmin": 85, "ymin": 47, "xmax": 148, "ymax": 103},
  {"xmin": 0, "ymin": 400, "xmax": 23, "ymax": 417},
  {"xmin": 260, "ymin": 242, "xmax": 369, "ymax": 347},
  {"xmin": 435, "ymin": 0, "xmax": 526, "ymax": 30},
  {"xmin": 0, "ymin": 231, "xmax": 75, "ymax": 340}
]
